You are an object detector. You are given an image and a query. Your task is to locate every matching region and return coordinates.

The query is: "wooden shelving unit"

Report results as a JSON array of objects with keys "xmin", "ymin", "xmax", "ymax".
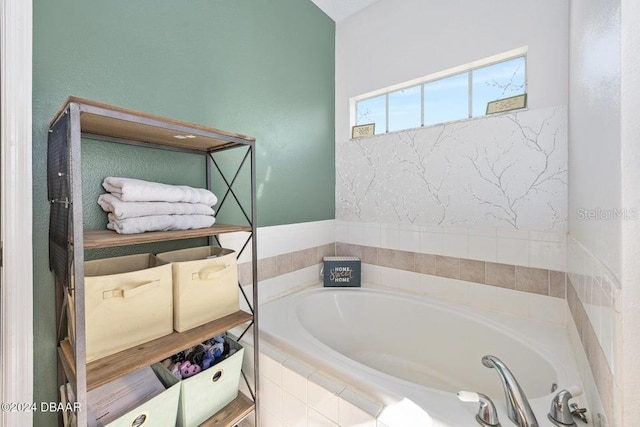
[
  {"xmin": 59, "ymin": 310, "xmax": 253, "ymax": 391},
  {"xmin": 82, "ymin": 224, "xmax": 252, "ymax": 249},
  {"xmin": 52, "ymin": 97, "xmax": 255, "ymax": 152},
  {"xmin": 48, "ymin": 97, "xmax": 259, "ymax": 427}
]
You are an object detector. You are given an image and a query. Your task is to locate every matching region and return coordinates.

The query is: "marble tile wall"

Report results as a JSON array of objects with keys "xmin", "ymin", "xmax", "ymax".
[{"xmin": 336, "ymin": 106, "xmax": 568, "ymax": 232}]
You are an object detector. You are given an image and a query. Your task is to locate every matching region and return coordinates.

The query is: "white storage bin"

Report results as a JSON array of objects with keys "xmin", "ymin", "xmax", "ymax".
[
  {"xmin": 78, "ymin": 253, "xmax": 173, "ymax": 362},
  {"xmin": 156, "ymin": 337, "xmax": 245, "ymax": 427},
  {"xmin": 156, "ymin": 247, "xmax": 238, "ymax": 332},
  {"xmin": 88, "ymin": 365, "xmax": 180, "ymax": 427}
]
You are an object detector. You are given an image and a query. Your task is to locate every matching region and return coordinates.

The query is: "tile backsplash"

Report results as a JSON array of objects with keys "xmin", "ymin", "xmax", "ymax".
[
  {"xmin": 336, "ymin": 242, "xmax": 565, "ymax": 299},
  {"xmin": 566, "ymin": 236, "xmax": 619, "ymax": 376},
  {"xmin": 566, "ymin": 236, "xmax": 621, "ymax": 425},
  {"xmin": 231, "ymin": 220, "xmax": 568, "ymax": 311},
  {"xmin": 336, "ymin": 220, "xmax": 566, "ymax": 271}
]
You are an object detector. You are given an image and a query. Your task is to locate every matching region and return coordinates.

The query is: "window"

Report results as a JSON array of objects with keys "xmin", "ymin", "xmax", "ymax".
[
  {"xmin": 388, "ymin": 86, "xmax": 421, "ymax": 132},
  {"xmin": 472, "ymin": 56, "xmax": 526, "ymax": 117},
  {"xmin": 356, "ymin": 94, "xmax": 386, "ymax": 135},
  {"xmin": 354, "ymin": 54, "xmax": 527, "ymax": 135},
  {"xmin": 424, "ymin": 72, "xmax": 469, "ymax": 126}
]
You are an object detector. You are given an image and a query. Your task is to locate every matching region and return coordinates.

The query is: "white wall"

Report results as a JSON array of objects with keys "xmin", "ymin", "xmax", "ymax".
[
  {"xmin": 568, "ymin": 0, "xmax": 622, "ymax": 281},
  {"xmin": 566, "ymin": 0, "xmax": 640, "ymax": 425},
  {"xmin": 335, "ymin": 0, "xmax": 569, "ymax": 143},
  {"xmin": 620, "ymin": 0, "xmax": 640, "ymax": 424}
]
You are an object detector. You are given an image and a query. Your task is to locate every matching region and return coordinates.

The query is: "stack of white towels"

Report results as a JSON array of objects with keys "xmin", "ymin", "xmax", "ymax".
[{"xmin": 98, "ymin": 177, "xmax": 217, "ymax": 234}]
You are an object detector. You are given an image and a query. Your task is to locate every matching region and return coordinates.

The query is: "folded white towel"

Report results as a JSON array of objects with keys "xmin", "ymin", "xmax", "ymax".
[
  {"xmin": 98, "ymin": 193, "xmax": 215, "ymax": 220},
  {"xmin": 107, "ymin": 214, "xmax": 216, "ymax": 234},
  {"xmin": 102, "ymin": 177, "xmax": 217, "ymax": 205}
]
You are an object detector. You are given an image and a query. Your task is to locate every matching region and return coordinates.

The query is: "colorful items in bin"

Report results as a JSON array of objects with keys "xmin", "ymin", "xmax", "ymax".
[
  {"xmin": 178, "ymin": 361, "xmax": 201, "ymax": 378},
  {"xmin": 163, "ymin": 334, "xmax": 237, "ymax": 380},
  {"xmin": 203, "ymin": 342, "xmax": 224, "ymax": 370}
]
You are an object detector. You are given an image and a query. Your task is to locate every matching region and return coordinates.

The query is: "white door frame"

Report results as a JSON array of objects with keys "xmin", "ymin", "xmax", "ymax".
[{"xmin": 1, "ymin": 0, "xmax": 34, "ymax": 425}]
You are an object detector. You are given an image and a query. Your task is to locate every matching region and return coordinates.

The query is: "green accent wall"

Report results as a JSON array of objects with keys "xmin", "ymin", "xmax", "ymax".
[{"xmin": 32, "ymin": 1, "xmax": 334, "ymax": 424}]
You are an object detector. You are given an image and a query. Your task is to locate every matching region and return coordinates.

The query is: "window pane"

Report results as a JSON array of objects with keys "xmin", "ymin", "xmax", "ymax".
[
  {"xmin": 356, "ymin": 95, "xmax": 386, "ymax": 135},
  {"xmin": 472, "ymin": 56, "xmax": 526, "ymax": 117},
  {"xmin": 423, "ymin": 72, "xmax": 469, "ymax": 126},
  {"xmin": 388, "ymin": 86, "xmax": 421, "ymax": 132}
]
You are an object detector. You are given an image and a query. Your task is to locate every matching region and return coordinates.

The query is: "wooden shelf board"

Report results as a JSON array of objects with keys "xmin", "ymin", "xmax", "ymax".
[
  {"xmin": 199, "ymin": 393, "xmax": 254, "ymax": 427},
  {"xmin": 82, "ymin": 224, "xmax": 252, "ymax": 249},
  {"xmin": 53, "ymin": 96, "xmax": 255, "ymax": 151},
  {"xmin": 60, "ymin": 310, "xmax": 253, "ymax": 391},
  {"xmin": 58, "ymin": 342, "xmax": 77, "ymax": 390}
]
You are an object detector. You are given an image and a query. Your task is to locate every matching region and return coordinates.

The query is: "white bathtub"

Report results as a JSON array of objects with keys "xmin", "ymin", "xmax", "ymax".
[{"xmin": 259, "ymin": 286, "xmax": 586, "ymax": 426}]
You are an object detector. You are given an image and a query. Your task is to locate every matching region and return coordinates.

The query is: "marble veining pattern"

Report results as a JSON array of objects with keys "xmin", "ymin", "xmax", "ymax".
[{"xmin": 337, "ymin": 106, "xmax": 568, "ymax": 232}]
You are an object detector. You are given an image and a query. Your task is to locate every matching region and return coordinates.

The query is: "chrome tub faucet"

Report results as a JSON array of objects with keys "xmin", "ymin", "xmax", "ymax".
[
  {"xmin": 457, "ymin": 390, "xmax": 501, "ymax": 426},
  {"xmin": 482, "ymin": 355, "xmax": 539, "ymax": 427}
]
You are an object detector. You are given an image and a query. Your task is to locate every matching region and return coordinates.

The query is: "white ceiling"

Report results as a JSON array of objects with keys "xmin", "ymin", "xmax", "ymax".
[{"xmin": 310, "ymin": 0, "xmax": 380, "ymax": 22}]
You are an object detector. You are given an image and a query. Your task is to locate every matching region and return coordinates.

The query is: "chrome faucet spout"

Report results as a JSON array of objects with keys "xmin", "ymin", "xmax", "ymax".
[{"xmin": 482, "ymin": 355, "xmax": 538, "ymax": 427}]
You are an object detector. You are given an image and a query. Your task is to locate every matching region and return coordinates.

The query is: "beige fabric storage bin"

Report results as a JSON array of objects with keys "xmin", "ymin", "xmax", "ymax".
[
  {"xmin": 80, "ymin": 253, "xmax": 173, "ymax": 362},
  {"xmin": 156, "ymin": 247, "xmax": 238, "ymax": 332},
  {"xmin": 156, "ymin": 338, "xmax": 245, "ymax": 427}
]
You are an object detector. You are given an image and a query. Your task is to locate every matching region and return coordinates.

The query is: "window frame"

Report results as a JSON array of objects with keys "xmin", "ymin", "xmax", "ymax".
[{"xmin": 352, "ymin": 48, "xmax": 528, "ymax": 136}]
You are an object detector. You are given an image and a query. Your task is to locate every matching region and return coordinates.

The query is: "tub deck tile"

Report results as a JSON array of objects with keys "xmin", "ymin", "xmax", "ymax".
[{"xmin": 339, "ymin": 388, "xmax": 383, "ymax": 418}]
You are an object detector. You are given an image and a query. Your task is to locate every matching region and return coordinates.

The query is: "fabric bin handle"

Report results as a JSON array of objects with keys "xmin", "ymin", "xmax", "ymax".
[
  {"xmin": 192, "ymin": 264, "xmax": 232, "ymax": 281},
  {"xmin": 129, "ymin": 412, "xmax": 149, "ymax": 427},
  {"xmin": 102, "ymin": 280, "xmax": 161, "ymax": 300}
]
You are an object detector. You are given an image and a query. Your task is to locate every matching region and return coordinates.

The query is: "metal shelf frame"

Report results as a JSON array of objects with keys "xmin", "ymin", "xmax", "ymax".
[{"xmin": 47, "ymin": 97, "xmax": 260, "ymax": 427}]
